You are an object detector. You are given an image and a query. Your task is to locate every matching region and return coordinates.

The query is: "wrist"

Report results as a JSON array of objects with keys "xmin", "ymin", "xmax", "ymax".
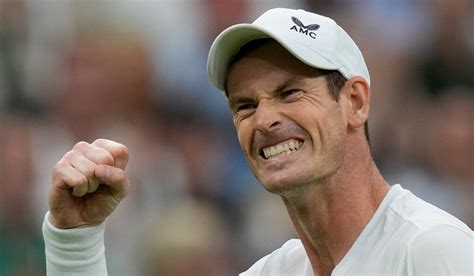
[
  {"xmin": 42, "ymin": 211, "xmax": 108, "ymax": 274},
  {"xmin": 48, "ymin": 212, "xmax": 103, "ymax": 229}
]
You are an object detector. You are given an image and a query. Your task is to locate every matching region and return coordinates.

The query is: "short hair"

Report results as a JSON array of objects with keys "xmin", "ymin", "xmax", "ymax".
[{"xmin": 225, "ymin": 38, "xmax": 370, "ymax": 144}]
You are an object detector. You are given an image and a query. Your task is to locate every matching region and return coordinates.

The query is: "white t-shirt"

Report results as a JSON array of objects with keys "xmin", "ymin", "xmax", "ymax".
[
  {"xmin": 43, "ymin": 185, "xmax": 474, "ymax": 275},
  {"xmin": 240, "ymin": 185, "xmax": 473, "ymax": 275}
]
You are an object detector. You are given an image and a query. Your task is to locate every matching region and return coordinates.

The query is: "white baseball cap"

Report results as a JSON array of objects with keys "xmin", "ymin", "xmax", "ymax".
[{"xmin": 207, "ymin": 8, "xmax": 370, "ymax": 92}]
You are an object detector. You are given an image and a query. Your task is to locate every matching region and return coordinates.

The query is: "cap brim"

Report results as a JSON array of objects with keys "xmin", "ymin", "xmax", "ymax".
[{"xmin": 207, "ymin": 23, "xmax": 338, "ymax": 92}]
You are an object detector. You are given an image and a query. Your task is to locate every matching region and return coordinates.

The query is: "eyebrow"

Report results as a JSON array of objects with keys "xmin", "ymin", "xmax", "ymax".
[
  {"xmin": 272, "ymin": 77, "xmax": 307, "ymax": 95},
  {"xmin": 227, "ymin": 94, "xmax": 253, "ymax": 111},
  {"xmin": 227, "ymin": 76, "xmax": 313, "ymax": 106}
]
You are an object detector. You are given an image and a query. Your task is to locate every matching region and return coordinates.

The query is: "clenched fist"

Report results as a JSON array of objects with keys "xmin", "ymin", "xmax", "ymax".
[{"xmin": 48, "ymin": 139, "xmax": 129, "ymax": 229}]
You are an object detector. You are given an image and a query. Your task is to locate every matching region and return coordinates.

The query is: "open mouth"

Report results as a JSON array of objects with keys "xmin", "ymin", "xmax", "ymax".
[{"xmin": 260, "ymin": 139, "xmax": 303, "ymax": 160}]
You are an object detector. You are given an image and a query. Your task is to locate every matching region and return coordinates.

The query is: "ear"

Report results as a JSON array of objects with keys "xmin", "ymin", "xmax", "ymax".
[{"xmin": 341, "ymin": 77, "xmax": 370, "ymax": 129}]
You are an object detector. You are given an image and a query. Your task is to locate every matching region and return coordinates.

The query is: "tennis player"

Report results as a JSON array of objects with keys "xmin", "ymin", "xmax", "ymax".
[{"xmin": 43, "ymin": 8, "xmax": 473, "ymax": 275}]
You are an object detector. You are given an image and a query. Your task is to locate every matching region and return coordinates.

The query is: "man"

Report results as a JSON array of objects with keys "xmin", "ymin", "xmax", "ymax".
[{"xmin": 43, "ymin": 8, "xmax": 473, "ymax": 275}]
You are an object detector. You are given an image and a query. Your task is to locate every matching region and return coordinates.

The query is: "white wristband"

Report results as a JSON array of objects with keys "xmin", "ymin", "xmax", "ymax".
[{"xmin": 42, "ymin": 212, "xmax": 108, "ymax": 275}]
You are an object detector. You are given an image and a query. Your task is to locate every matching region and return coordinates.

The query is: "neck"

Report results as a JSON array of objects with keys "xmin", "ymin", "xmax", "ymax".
[{"xmin": 280, "ymin": 143, "xmax": 389, "ymax": 276}]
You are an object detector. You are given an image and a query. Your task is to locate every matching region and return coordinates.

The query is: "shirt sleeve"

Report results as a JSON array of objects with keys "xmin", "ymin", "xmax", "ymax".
[
  {"xmin": 42, "ymin": 212, "xmax": 108, "ymax": 275},
  {"xmin": 407, "ymin": 224, "xmax": 474, "ymax": 276}
]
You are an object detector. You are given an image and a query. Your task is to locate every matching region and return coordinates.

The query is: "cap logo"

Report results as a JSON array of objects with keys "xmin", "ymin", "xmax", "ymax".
[{"xmin": 290, "ymin": 16, "xmax": 320, "ymax": 39}]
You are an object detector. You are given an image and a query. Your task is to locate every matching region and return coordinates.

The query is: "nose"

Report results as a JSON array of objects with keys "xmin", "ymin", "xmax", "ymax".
[{"xmin": 253, "ymin": 100, "xmax": 281, "ymax": 133}]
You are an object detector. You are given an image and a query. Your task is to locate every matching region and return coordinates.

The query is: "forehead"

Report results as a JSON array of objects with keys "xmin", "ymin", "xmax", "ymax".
[{"xmin": 225, "ymin": 40, "xmax": 320, "ymax": 96}]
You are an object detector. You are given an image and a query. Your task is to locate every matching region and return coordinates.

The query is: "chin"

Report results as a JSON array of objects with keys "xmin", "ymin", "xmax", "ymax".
[
  {"xmin": 257, "ymin": 172, "xmax": 308, "ymax": 195},
  {"xmin": 256, "ymin": 165, "xmax": 338, "ymax": 196}
]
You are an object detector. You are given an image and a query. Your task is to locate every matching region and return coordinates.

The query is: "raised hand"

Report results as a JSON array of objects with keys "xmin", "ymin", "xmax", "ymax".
[{"xmin": 48, "ymin": 139, "xmax": 129, "ymax": 229}]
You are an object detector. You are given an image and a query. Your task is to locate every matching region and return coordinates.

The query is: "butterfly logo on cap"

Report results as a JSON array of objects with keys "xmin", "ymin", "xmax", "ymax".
[
  {"xmin": 292, "ymin": 17, "xmax": 320, "ymax": 30},
  {"xmin": 290, "ymin": 16, "xmax": 320, "ymax": 39}
]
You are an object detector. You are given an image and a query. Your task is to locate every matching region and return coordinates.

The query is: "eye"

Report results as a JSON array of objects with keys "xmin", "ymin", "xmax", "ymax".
[
  {"xmin": 236, "ymin": 103, "xmax": 257, "ymax": 112},
  {"xmin": 280, "ymin": 89, "xmax": 301, "ymax": 99}
]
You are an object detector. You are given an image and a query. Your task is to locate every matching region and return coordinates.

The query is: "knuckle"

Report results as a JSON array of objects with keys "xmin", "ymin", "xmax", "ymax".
[
  {"xmin": 63, "ymin": 150, "xmax": 77, "ymax": 160},
  {"xmin": 52, "ymin": 164, "xmax": 88, "ymax": 187},
  {"xmin": 53, "ymin": 159, "xmax": 67, "ymax": 170},
  {"xmin": 114, "ymin": 169, "xmax": 126, "ymax": 181},
  {"xmin": 116, "ymin": 144, "xmax": 129, "ymax": 158},
  {"xmin": 73, "ymin": 141, "xmax": 90, "ymax": 151},
  {"xmin": 104, "ymin": 166, "xmax": 126, "ymax": 183},
  {"xmin": 52, "ymin": 167, "xmax": 59, "ymax": 178},
  {"xmin": 93, "ymin": 139, "xmax": 127, "ymax": 152},
  {"xmin": 88, "ymin": 147, "xmax": 114, "ymax": 165},
  {"xmin": 77, "ymin": 155, "xmax": 94, "ymax": 168},
  {"xmin": 68, "ymin": 155, "xmax": 95, "ymax": 178},
  {"xmin": 52, "ymin": 162, "xmax": 67, "ymax": 179},
  {"xmin": 71, "ymin": 174, "xmax": 88, "ymax": 187},
  {"xmin": 92, "ymin": 138, "xmax": 108, "ymax": 146},
  {"xmin": 97, "ymin": 154, "xmax": 114, "ymax": 165}
]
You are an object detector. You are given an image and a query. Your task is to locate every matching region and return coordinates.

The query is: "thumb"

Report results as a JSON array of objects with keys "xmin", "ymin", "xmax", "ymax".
[{"xmin": 94, "ymin": 165, "xmax": 129, "ymax": 199}]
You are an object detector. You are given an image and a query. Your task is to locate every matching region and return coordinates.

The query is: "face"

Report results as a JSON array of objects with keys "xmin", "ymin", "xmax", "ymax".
[{"xmin": 226, "ymin": 41, "xmax": 349, "ymax": 194}]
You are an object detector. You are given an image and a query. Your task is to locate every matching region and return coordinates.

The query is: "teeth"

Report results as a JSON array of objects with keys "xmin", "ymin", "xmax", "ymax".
[{"xmin": 263, "ymin": 139, "xmax": 302, "ymax": 159}]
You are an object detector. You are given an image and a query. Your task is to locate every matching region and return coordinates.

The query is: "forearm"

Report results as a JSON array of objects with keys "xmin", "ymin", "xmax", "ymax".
[{"xmin": 42, "ymin": 212, "xmax": 108, "ymax": 275}]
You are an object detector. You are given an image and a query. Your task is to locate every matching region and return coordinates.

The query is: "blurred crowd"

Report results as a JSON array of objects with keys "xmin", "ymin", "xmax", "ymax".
[{"xmin": 0, "ymin": 0, "xmax": 472, "ymax": 275}]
